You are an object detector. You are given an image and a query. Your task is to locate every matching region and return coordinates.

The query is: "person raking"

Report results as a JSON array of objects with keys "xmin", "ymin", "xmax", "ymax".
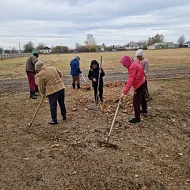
[
  {"xmin": 120, "ymin": 56, "xmax": 147, "ymax": 123},
  {"xmin": 88, "ymin": 60, "xmax": 105, "ymax": 103},
  {"xmin": 35, "ymin": 61, "xmax": 66, "ymax": 125},
  {"xmin": 70, "ymin": 56, "xmax": 82, "ymax": 89},
  {"xmin": 25, "ymin": 53, "xmax": 39, "ymax": 99}
]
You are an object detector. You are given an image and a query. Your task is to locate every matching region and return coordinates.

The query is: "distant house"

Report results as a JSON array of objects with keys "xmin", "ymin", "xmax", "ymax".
[
  {"xmin": 147, "ymin": 42, "xmax": 176, "ymax": 50},
  {"xmin": 97, "ymin": 44, "xmax": 105, "ymax": 51},
  {"xmin": 39, "ymin": 46, "xmax": 52, "ymax": 54},
  {"xmin": 183, "ymin": 41, "xmax": 190, "ymax": 47},
  {"xmin": 125, "ymin": 42, "xmax": 139, "ymax": 50}
]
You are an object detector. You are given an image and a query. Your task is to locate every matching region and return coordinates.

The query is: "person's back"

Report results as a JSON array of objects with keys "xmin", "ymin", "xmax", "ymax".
[
  {"xmin": 26, "ymin": 55, "xmax": 38, "ymax": 73},
  {"xmin": 25, "ymin": 53, "xmax": 39, "ymax": 99},
  {"xmin": 70, "ymin": 59, "xmax": 80, "ymax": 76},
  {"xmin": 35, "ymin": 61, "xmax": 66, "ymax": 125},
  {"xmin": 37, "ymin": 66, "xmax": 65, "ymax": 96}
]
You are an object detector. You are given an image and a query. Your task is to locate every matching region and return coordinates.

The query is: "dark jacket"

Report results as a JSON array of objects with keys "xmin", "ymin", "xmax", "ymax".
[
  {"xmin": 25, "ymin": 55, "xmax": 38, "ymax": 73},
  {"xmin": 70, "ymin": 59, "xmax": 82, "ymax": 76},
  {"xmin": 88, "ymin": 61, "xmax": 105, "ymax": 88}
]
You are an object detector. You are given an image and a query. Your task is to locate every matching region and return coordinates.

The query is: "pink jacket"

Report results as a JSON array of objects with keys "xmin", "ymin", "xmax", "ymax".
[
  {"xmin": 120, "ymin": 56, "xmax": 145, "ymax": 95},
  {"xmin": 133, "ymin": 57, "xmax": 148, "ymax": 74}
]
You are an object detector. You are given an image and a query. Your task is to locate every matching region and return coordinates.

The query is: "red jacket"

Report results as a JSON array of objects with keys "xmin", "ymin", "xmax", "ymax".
[{"xmin": 120, "ymin": 56, "xmax": 145, "ymax": 95}]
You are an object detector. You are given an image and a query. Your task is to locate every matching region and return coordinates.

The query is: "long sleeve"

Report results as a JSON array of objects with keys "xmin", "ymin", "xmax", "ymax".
[
  {"xmin": 56, "ymin": 69, "xmax": 62, "ymax": 78},
  {"xmin": 88, "ymin": 70, "xmax": 93, "ymax": 80},
  {"xmin": 37, "ymin": 75, "xmax": 45, "ymax": 96},
  {"xmin": 123, "ymin": 68, "xmax": 136, "ymax": 95},
  {"xmin": 76, "ymin": 61, "xmax": 82, "ymax": 74},
  {"xmin": 144, "ymin": 61, "xmax": 148, "ymax": 74}
]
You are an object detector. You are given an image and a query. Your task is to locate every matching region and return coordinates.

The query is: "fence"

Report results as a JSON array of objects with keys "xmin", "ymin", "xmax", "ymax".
[{"xmin": 0, "ymin": 53, "xmax": 31, "ymax": 60}]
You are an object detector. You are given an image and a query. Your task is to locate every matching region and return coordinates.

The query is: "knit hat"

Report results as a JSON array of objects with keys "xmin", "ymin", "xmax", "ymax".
[
  {"xmin": 136, "ymin": 49, "xmax": 143, "ymax": 57},
  {"xmin": 120, "ymin": 56, "xmax": 132, "ymax": 68},
  {"xmin": 33, "ymin": 53, "xmax": 39, "ymax": 58},
  {"xmin": 35, "ymin": 61, "xmax": 45, "ymax": 71},
  {"xmin": 74, "ymin": 55, "xmax": 80, "ymax": 60}
]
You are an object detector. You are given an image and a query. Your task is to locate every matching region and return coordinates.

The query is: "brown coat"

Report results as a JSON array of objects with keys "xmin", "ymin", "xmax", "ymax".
[
  {"xmin": 36, "ymin": 66, "xmax": 65, "ymax": 96},
  {"xmin": 25, "ymin": 55, "xmax": 38, "ymax": 73}
]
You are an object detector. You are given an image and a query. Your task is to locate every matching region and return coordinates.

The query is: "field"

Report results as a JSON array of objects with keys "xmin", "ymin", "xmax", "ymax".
[
  {"xmin": 0, "ymin": 48, "xmax": 190, "ymax": 78},
  {"xmin": 0, "ymin": 49, "xmax": 190, "ymax": 190}
]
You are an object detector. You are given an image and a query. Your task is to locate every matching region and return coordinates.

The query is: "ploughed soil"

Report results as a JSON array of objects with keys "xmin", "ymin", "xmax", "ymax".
[
  {"xmin": 0, "ymin": 67, "xmax": 190, "ymax": 97},
  {"xmin": 0, "ymin": 77, "xmax": 190, "ymax": 190}
]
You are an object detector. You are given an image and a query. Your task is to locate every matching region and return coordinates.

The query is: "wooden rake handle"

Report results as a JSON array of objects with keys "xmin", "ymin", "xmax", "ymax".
[
  {"xmin": 28, "ymin": 97, "xmax": 44, "ymax": 128},
  {"xmin": 107, "ymin": 98, "xmax": 121, "ymax": 142}
]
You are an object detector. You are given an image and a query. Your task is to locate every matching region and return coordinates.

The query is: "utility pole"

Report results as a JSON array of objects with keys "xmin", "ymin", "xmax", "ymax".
[{"xmin": 19, "ymin": 43, "xmax": 21, "ymax": 53}]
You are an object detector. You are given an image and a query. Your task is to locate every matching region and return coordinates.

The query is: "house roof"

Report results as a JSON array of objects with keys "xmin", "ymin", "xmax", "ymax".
[
  {"xmin": 184, "ymin": 41, "xmax": 190, "ymax": 44},
  {"xmin": 153, "ymin": 42, "xmax": 175, "ymax": 46},
  {"xmin": 154, "ymin": 42, "xmax": 167, "ymax": 46},
  {"xmin": 97, "ymin": 45, "xmax": 105, "ymax": 48},
  {"xmin": 167, "ymin": 42, "xmax": 175, "ymax": 46},
  {"xmin": 44, "ymin": 46, "xmax": 51, "ymax": 49},
  {"xmin": 126, "ymin": 42, "xmax": 139, "ymax": 47}
]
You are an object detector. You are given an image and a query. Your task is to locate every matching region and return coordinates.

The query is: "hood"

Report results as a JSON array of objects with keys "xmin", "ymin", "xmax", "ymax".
[
  {"xmin": 120, "ymin": 56, "xmax": 132, "ymax": 68},
  {"xmin": 90, "ymin": 60, "xmax": 99, "ymax": 69}
]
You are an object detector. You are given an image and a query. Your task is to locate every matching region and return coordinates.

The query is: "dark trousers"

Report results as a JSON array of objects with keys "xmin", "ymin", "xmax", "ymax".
[
  {"xmin": 145, "ymin": 79, "xmax": 150, "ymax": 98},
  {"xmin": 26, "ymin": 72, "xmax": 36, "ymax": 91},
  {"xmin": 48, "ymin": 89, "xmax": 66, "ymax": 122},
  {"xmin": 133, "ymin": 83, "xmax": 147, "ymax": 118},
  {"xmin": 93, "ymin": 82, "xmax": 103, "ymax": 102}
]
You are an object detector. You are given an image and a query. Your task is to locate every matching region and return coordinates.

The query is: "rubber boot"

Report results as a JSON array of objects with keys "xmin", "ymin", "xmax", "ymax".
[
  {"xmin": 77, "ymin": 83, "xmax": 80, "ymax": 89},
  {"xmin": 30, "ymin": 90, "xmax": 37, "ymax": 99},
  {"xmin": 72, "ymin": 83, "xmax": 75, "ymax": 89},
  {"xmin": 35, "ymin": 85, "xmax": 39, "ymax": 96}
]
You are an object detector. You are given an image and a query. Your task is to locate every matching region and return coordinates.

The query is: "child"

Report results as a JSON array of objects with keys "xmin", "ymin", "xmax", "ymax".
[
  {"xmin": 88, "ymin": 60, "xmax": 105, "ymax": 103},
  {"xmin": 120, "ymin": 56, "xmax": 147, "ymax": 124},
  {"xmin": 134, "ymin": 49, "xmax": 150, "ymax": 99}
]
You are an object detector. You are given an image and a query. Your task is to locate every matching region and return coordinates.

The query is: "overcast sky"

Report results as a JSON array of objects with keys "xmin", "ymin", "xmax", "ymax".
[{"xmin": 0, "ymin": 0, "xmax": 190, "ymax": 49}]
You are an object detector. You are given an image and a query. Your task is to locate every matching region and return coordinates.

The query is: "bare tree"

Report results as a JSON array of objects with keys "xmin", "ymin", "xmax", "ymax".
[
  {"xmin": 11, "ymin": 47, "xmax": 18, "ymax": 53},
  {"xmin": 177, "ymin": 35, "xmax": 185, "ymax": 48},
  {"xmin": 23, "ymin": 41, "xmax": 34, "ymax": 53},
  {"xmin": 84, "ymin": 34, "xmax": 96, "ymax": 52},
  {"xmin": 75, "ymin": 42, "xmax": 81, "ymax": 50},
  {"xmin": 37, "ymin": 43, "xmax": 45, "ymax": 50},
  {"xmin": 147, "ymin": 34, "xmax": 165, "ymax": 46}
]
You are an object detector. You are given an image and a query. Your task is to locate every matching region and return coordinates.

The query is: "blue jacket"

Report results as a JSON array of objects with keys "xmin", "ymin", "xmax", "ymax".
[{"xmin": 70, "ymin": 59, "xmax": 81, "ymax": 76}]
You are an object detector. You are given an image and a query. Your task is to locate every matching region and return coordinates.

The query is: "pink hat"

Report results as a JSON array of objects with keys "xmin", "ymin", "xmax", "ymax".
[{"xmin": 120, "ymin": 56, "xmax": 132, "ymax": 68}]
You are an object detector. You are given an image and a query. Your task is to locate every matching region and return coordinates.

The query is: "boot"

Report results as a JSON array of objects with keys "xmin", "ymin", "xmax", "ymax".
[
  {"xmin": 30, "ymin": 90, "xmax": 37, "ymax": 99},
  {"xmin": 72, "ymin": 83, "xmax": 75, "ymax": 89},
  {"xmin": 77, "ymin": 83, "xmax": 80, "ymax": 89},
  {"xmin": 35, "ymin": 85, "xmax": 39, "ymax": 96}
]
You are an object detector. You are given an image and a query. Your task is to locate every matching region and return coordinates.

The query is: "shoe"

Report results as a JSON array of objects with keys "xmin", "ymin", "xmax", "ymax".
[
  {"xmin": 72, "ymin": 83, "xmax": 75, "ymax": 89},
  {"xmin": 63, "ymin": 116, "xmax": 66, "ymax": 121},
  {"xmin": 128, "ymin": 118, "xmax": 140, "ymax": 124},
  {"xmin": 48, "ymin": 121, "xmax": 58, "ymax": 125},
  {"xmin": 140, "ymin": 110, "xmax": 148, "ymax": 114},
  {"xmin": 100, "ymin": 98, "xmax": 104, "ymax": 102},
  {"xmin": 30, "ymin": 90, "xmax": 37, "ymax": 99},
  {"xmin": 77, "ymin": 84, "xmax": 80, "ymax": 89}
]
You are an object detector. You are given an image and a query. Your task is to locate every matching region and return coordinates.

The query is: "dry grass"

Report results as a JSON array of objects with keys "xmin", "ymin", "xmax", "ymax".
[{"xmin": 0, "ymin": 48, "xmax": 190, "ymax": 78}]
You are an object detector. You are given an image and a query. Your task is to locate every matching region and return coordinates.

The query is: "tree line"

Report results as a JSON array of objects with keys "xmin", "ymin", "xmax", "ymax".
[{"xmin": 0, "ymin": 34, "xmax": 187, "ymax": 54}]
